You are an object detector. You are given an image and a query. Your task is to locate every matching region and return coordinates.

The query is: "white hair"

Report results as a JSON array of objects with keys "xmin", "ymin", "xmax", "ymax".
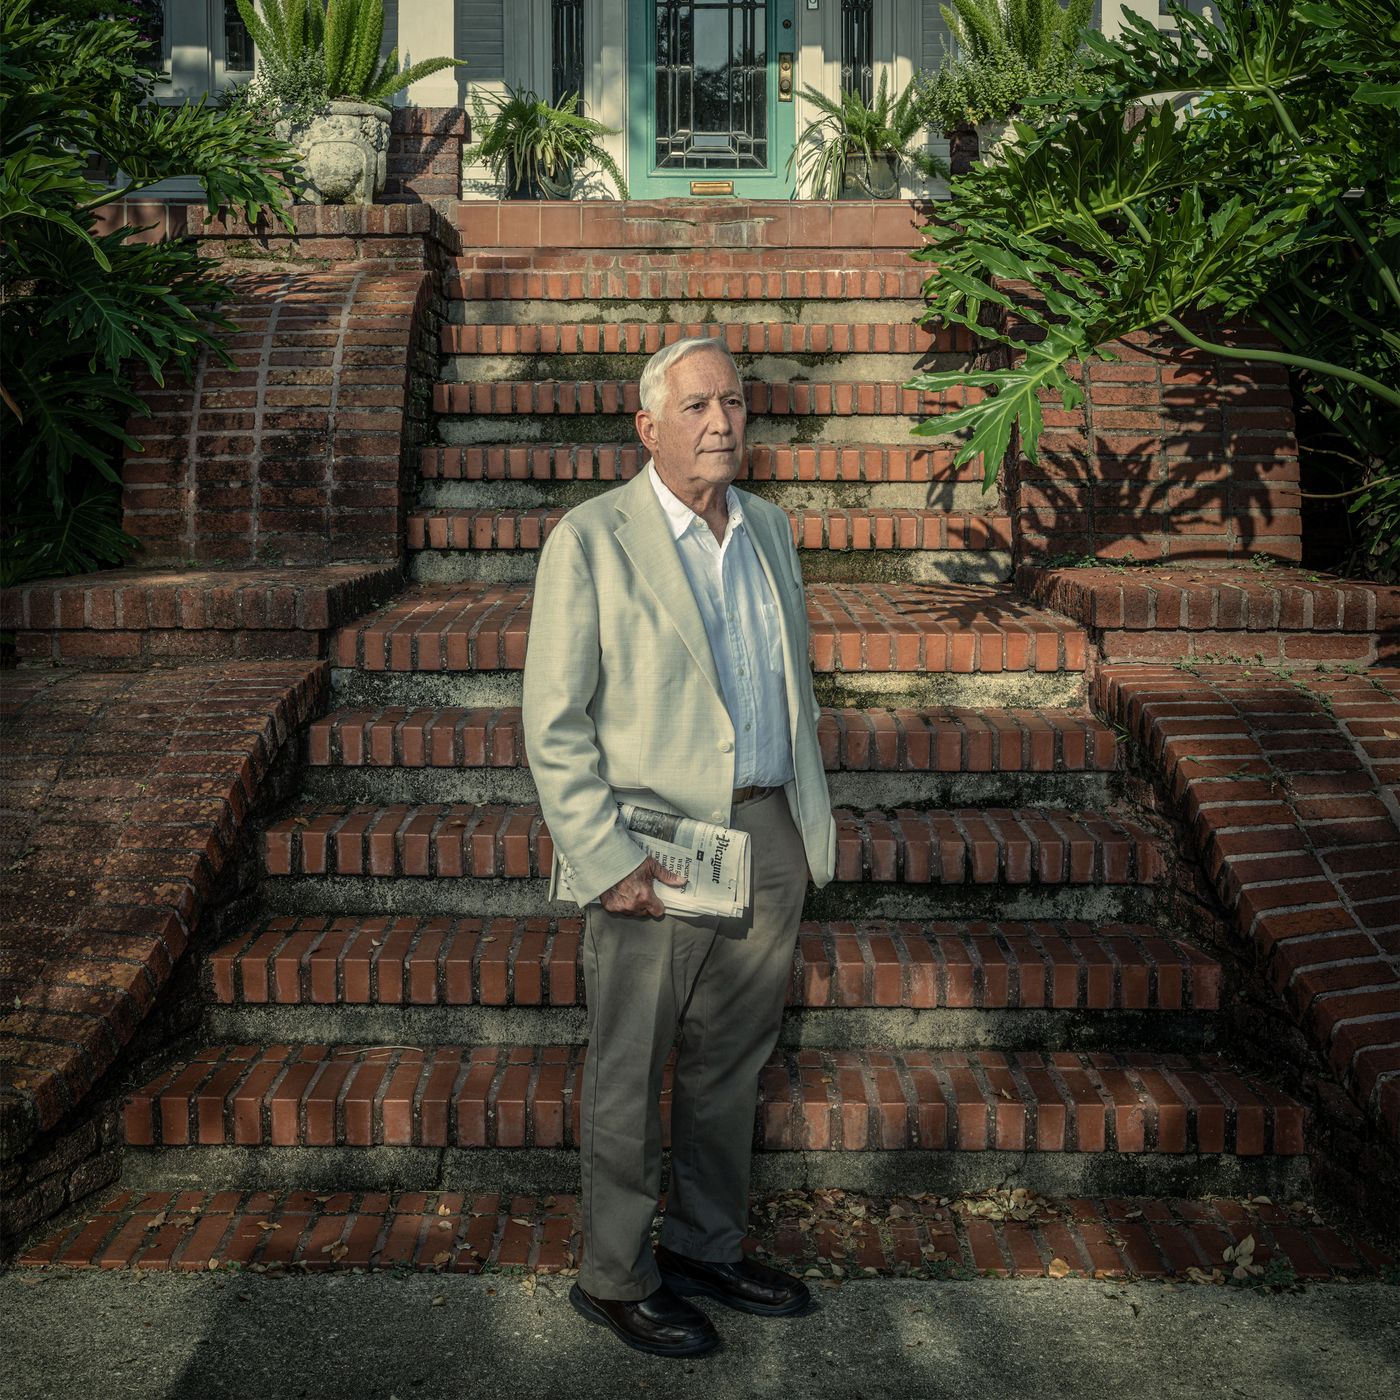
[{"xmin": 637, "ymin": 335, "xmax": 741, "ymax": 416}]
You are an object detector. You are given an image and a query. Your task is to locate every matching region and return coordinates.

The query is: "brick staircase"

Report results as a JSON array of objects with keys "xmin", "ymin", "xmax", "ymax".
[{"xmin": 28, "ymin": 229, "xmax": 1351, "ymax": 1278}]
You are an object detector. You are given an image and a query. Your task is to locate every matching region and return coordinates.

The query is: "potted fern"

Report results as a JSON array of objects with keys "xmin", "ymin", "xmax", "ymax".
[
  {"xmin": 464, "ymin": 86, "xmax": 627, "ymax": 199},
  {"xmin": 920, "ymin": 0, "xmax": 1094, "ymax": 162},
  {"xmin": 234, "ymin": 0, "xmax": 463, "ymax": 203},
  {"xmin": 788, "ymin": 73, "xmax": 947, "ymax": 199}
]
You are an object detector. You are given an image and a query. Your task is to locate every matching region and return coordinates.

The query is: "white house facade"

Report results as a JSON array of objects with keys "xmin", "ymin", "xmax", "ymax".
[{"xmin": 153, "ymin": 1, "xmax": 1188, "ymax": 198}]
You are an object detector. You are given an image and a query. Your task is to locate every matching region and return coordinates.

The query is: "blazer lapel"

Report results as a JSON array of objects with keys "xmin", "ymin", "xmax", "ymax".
[
  {"xmin": 614, "ymin": 468, "xmax": 725, "ymax": 704},
  {"xmin": 738, "ymin": 494, "xmax": 807, "ymax": 738}
]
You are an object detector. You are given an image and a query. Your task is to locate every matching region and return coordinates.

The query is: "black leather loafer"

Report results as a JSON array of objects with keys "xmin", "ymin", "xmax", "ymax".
[
  {"xmin": 655, "ymin": 1244, "xmax": 812, "ymax": 1317},
  {"xmin": 569, "ymin": 1281, "xmax": 720, "ymax": 1357}
]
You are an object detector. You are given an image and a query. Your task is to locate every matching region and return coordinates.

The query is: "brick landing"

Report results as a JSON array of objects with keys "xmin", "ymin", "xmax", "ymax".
[{"xmin": 19, "ymin": 1187, "xmax": 1390, "ymax": 1282}]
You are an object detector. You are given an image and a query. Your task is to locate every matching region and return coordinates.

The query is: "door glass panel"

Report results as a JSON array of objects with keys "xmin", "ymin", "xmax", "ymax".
[{"xmin": 654, "ymin": 1, "xmax": 769, "ymax": 170}]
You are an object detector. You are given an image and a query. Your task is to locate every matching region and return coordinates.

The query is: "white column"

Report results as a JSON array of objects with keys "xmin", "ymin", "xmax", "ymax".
[
  {"xmin": 592, "ymin": 0, "xmax": 628, "ymax": 189},
  {"xmin": 1100, "ymin": 0, "xmax": 1162, "ymax": 42},
  {"xmin": 397, "ymin": 0, "xmax": 462, "ymax": 106}
]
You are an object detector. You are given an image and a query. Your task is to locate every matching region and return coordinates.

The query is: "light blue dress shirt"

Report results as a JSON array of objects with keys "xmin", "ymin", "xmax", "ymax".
[{"xmin": 647, "ymin": 463, "xmax": 795, "ymax": 789}]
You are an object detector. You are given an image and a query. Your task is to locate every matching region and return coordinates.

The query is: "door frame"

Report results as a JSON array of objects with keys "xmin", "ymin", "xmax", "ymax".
[{"xmin": 625, "ymin": 0, "xmax": 797, "ymax": 198}]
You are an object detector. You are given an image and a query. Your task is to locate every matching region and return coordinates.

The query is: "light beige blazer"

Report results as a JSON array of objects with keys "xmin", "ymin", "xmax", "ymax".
[{"xmin": 522, "ymin": 467, "xmax": 837, "ymax": 907}]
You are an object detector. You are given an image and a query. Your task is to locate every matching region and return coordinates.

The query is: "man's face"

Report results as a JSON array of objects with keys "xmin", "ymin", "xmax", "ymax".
[{"xmin": 636, "ymin": 349, "xmax": 747, "ymax": 490}]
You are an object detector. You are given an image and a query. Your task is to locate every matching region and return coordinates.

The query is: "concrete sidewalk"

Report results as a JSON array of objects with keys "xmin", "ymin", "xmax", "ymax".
[{"xmin": 4, "ymin": 1271, "xmax": 1398, "ymax": 1400}]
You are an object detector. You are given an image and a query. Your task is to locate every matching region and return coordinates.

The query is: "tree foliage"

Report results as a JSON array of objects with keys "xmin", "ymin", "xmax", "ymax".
[
  {"xmin": 0, "ymin": 0, "xmax": 297, "ymax": 584},
  {"xmin": 909, "ymin": 0, "xmax": 1400, "ymax": 576}
]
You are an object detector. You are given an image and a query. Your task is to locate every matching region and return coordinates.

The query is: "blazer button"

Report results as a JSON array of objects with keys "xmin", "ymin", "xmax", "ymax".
[{"xmin": 717, "ymin": 740, "xmax": 733, "ymax": 753}]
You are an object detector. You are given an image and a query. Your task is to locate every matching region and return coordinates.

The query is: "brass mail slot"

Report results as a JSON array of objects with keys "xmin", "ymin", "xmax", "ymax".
[{"xmin": 690, "ymin": 180, "xmax": 734, "ymax": 195}]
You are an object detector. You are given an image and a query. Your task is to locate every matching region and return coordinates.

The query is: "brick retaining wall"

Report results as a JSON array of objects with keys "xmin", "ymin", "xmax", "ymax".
[
  {"xmin": 0, "ymin": 663, "xmax": 326, "ymax": 1252},
  {"xmin": 1007, "ymin": 318, "xmax": 1302, "ymax": 566},
  {"xmin": 119, "ymin": 269, "xmax": 435, "ymax": 567},
  {"xmin": 1096, "ymin": 665, "xmax": 1400, "ymax": 1159}
]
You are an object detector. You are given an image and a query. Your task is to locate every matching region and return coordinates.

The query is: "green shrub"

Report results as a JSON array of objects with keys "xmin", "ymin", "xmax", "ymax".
[
  {"xmin": 908, "ymin": 0, "xmax": 1400, "ymax": 578},
  {"xmin": 922, "ymin": 0, "xmax": 1096, "ymax": 131},
  {"xmin": 0, "ymin": 0, "xmax": 297, "ymax": 585}
]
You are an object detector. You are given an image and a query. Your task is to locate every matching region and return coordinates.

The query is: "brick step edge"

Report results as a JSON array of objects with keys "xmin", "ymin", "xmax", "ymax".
[
  {"xmin": 0, "ymin": 564, "xmax": 402, "ymax": 635},
  {"xmin": 449, "ymin": 268, "xmax": 932, "ymax": 301},
  {"xmin": 1019, "ymin": 565, "xmax": 1397, "ymax": 636},
  {"xmin": 331, "ymin": 583, "xmax": 1090, "ymax": 676},
  {"xmin": 432, "ymin": 380, "xmax": 981, "ymax": 417},
  {"xmin": 122, "ymin": 1046, "xmax": 1304, "ymax": 1155},
  {"xmin": 442, "ymin": 322, "xmax": 964, "ymax": 356},
  {"xmin": 420, "ymin": 444, "xmax": 982, "ymax": 484},
  {"xmin": 309, "ymin": 705, "xmax": 1121, "ymax": 774},
  {"xmin": 209, "ymin": 917, "xmax": 1219, "ymax": 1012},
  {"xmin": 19, "ymin": 1188, "xmax": 1390, "ymax": 1280},
  {"xmin": 262, "ymin": 805, "xmax": 1163, "ymax": 885},
  {"xmin": 407, "ymin": 508, "xmax": 1013, "ymax": 554}
]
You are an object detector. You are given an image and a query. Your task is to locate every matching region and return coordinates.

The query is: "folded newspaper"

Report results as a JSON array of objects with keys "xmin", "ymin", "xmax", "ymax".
[{"xmin": 557, "ymin": 803, "xmax": 751, "ymax": 917}]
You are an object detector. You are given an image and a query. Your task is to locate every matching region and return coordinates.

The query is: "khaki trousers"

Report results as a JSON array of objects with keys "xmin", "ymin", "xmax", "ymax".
[{"xmin": 577, "ymin": 788, "xmax": 808, "ymax": 1300}]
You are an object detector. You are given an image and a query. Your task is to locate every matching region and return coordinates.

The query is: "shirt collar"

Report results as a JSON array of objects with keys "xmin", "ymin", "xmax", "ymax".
[{"xmin": 647, "ymin": 461, "xmax": 742, "ymax": 541}]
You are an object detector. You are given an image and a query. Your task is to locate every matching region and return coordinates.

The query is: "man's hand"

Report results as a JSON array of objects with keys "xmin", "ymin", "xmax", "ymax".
[{"xmin": 599, "ymin": 855, "xmax": 687, "ymax": 918}]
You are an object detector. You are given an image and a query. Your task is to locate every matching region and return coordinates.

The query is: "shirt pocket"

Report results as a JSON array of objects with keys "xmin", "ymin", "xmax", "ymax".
[{"xmin": 758, "ymin": 598, "xmax": 785, "ymax": 673}]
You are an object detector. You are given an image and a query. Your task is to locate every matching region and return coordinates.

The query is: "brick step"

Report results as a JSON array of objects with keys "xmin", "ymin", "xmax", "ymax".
[
  {"xmin": 329, "ymin": 585, "xmax": 1090, "ymax": 717},
  {"xmin": 121, "ymin": 1044, "xmax": 1306, "ymax": 1160},
  {"xmin": 204, "ymin": 917, "xmax": 1219, "ymax": 1053},
  {"xmin": 1022, "ymin": 565, "xmax": 1398, "ymax": 667},
  {"xmin": 310, "ymin": 705, "xmax": 1118, "ymax": 774},
  {"xmin": 420, "ymin": 444, "xmax": 981, "ymax": 485},
  {"xmin": 432, "ymin": 379, "xmax": 979, "ymax": 418},
  {"xmin": 454, "ymin": 200, "xmax": 929, "ymax": 253},
  {"xmin": 407, "ymin": 508, "xmax": 1010, "ymax": 554},
  {"xmin": 301, "ymin": 704, "xmax": 1120, "ymax": 811},
  {"xmin": 23, "ymin": 1187, "xmax": 1387, "ymax": 1280},
  {"xmin": 442, "ymin": 321, "xmax": 962, "ymax": 357},
  {"xmin": 209, "ymin": 915, "xmax": 1216, "ymax": 1011},
  {"xmin": 449, "ymin": 264, "xmax": 931, "ymax": 302},
  {"xmin": 404, "ymin": 507, "xmax": 1013, "ymax": 586},
  {"xmin": 261, "ymin": 803, "xmax": 1163, "ymax": 888},
  {"xmin": 1, "ymin": 565, "xmax": 401, "ymax": 664}
]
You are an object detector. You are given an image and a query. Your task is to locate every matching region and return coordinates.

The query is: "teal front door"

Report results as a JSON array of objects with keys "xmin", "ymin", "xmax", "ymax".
[{"xmin": 626, "ymin": 0, "xmax": 797, "ymax": 198}]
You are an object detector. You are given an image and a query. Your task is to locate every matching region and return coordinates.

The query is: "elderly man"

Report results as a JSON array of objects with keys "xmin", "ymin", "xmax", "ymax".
[{"xmin": 521, "ymin": 337, "xmax": 837, "ymax": 1357}]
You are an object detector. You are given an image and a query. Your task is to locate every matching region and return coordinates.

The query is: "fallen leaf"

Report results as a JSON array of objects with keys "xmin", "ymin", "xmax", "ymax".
[
  {"xmin": 431, "ymin": 1294, "xmax": 445, "ymax": 1306},
  {"xmin": 207, "ymin": 1258, "xmax": 219, "ymax": 1271},
  {"xmin": 433, "ymin": 1251, "xmax": 452, "ymax": 1267},
  {"xmin": 1047, "ymin": 1258, "xmax": 1071, "ymax": 1279},
  {"xmin": 146, "ymin": 1211, "xmax": 168, "ymax": 1230},
  {"xmin": 257, "ymin": 1222, "xmax": 281, "ymax": 1232},
  {"xmin": 437, "ymin": 1203, "xmax": 452, "ymax": 1216}
]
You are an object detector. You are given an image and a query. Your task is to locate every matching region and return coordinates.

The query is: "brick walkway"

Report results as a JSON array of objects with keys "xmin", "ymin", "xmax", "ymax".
[{"xmin": 19, "ymin": 1188, "xmax": 1390, "ymax": 1281}]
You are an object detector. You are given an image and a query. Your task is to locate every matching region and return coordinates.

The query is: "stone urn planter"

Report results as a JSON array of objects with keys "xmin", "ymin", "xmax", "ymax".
[
  {"xmin": 274, "ymin": 100, "xmax": 390, "ymax": 205},
  {"xmin": 841, "ymin": 153, "xmax": 899, "ymax": 199},
  {"xmin": 975, "ymin": 118, "xmax": 1020, "ymax": 164}
]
